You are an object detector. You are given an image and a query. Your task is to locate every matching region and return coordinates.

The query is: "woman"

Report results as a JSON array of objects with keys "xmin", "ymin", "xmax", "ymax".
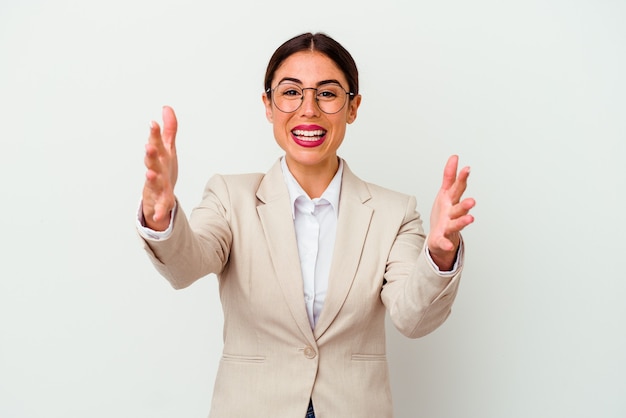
[{"xmin": 138, "ymin": 32, "xmax": 475, "ymax": 418}]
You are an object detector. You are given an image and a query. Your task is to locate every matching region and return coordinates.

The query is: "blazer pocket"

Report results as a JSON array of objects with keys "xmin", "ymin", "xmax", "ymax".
[
  {"xmin": 221, "ymin": 353, "xmax": 266, "ymax": 364},
  {"xmin": 351, "ymin": 353, "xmax": 387, "ymax": 362}
]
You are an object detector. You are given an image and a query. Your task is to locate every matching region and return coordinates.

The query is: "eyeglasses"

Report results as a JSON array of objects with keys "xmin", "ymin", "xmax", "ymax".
[{"xmin": 266, "ymin": 82, "xmax": 355, "ymax": 114}]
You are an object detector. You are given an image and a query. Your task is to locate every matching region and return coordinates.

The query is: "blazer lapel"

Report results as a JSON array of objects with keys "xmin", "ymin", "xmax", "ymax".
[
  {"xmin": 314, "ymin": 163, "xmax": 373, "ymax": 340},
  {"xmin": 256, "ymin": 160, "xmax": 316, "ymax": 345}
]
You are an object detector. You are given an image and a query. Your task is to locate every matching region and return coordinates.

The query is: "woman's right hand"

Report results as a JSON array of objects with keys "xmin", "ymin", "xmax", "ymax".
[{"xmin": 142, "ymin": 106, "xmax": 179, "ymax": 231}]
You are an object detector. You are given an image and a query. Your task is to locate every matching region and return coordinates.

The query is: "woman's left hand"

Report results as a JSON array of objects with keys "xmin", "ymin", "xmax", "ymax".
[{"xmin": 427, "ymin": 155, "xmax": 476, "ymax": 271}]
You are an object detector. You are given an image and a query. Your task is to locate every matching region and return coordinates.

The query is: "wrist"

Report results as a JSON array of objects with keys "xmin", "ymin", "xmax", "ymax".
[
  {"xmin": 144, "ymin": 213, "xmax": 171, "ymax": 232},
  {"xmin": 428, "ymin": 249, "xmax": 457, "ymax": 272}
]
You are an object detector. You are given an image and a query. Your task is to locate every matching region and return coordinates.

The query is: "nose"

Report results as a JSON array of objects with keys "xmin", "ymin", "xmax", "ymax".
[{"xmin": 299, "ymin": 88, "xmax": 320, "ymax": 117}]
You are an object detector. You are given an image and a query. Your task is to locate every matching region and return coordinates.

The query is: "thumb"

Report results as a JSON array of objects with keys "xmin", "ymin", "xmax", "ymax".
[{"xmin": 161, "ymin": 105, "xmax": 178, "ymax": 149}]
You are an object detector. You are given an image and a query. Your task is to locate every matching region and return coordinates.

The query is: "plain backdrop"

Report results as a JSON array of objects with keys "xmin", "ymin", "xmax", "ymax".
[{"xmin": 1, "ymin": 0, "xmax": 625, "ymax": 417}]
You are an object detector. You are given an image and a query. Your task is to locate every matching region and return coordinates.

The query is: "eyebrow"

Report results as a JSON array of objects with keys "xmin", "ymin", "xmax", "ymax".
[{"xmin": 277, "ymin": 77, "xmax": 344, "ymax": 87}]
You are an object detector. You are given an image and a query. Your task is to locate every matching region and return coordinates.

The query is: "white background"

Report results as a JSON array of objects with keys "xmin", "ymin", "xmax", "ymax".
[{"xmin": 1, "ymin": 0, "xmax": 625, "ymax": 417}]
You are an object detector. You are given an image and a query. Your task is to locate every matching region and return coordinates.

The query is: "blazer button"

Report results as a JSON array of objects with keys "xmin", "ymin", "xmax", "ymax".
[{"xmin": 303, "ymin": 346, "xmax": 317, "ymax": 359}]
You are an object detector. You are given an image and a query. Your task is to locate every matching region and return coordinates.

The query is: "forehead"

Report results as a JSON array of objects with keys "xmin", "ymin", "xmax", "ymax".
[{"xmin": 273, "ymin": 51, "xmax": 348, "ymax": 86}]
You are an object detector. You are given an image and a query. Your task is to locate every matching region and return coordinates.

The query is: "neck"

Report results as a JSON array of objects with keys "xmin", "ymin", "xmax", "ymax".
[{"xmin": 285, "ymin": 157, "xmax": 339, "ymax": 198}]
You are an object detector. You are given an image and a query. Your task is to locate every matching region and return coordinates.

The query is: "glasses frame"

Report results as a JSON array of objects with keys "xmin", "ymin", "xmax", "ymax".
[{"xmin": 266, "ymin": 83, "xmax": 355, "ymax": 115}]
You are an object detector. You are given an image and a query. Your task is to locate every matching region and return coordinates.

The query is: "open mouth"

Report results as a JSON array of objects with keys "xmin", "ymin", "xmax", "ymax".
[{"xmin": 291, "ymin": 129, "xmax": 327, "ymax": 142}]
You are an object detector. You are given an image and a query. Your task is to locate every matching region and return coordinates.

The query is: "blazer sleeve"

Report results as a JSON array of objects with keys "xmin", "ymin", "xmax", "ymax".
[
  {"xmin": 380, "ymin": 195, "xmax": 463, "ymax": 338},
  {"xmin": 139, "ymin": 174, "xmax": 233, "ymax": 289}
]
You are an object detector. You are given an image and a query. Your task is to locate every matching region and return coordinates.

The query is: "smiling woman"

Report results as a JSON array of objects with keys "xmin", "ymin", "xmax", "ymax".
[
  {"xmin": 262, "ymin": 50, "xmax": 361, "ymax": 196},
  {"xmin": 137, "ymin": 32, "xmax": 475, "ymax": 418}
]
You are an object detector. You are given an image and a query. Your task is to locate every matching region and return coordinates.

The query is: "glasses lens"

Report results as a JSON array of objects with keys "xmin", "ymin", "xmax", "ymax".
[
  {"xmin": 273, "ymin": 83, "xmax": 303, "ymax": 113},
  {"xmin": 316, "ymin": 84, "xmax": 348, "ymax": 114},
  {"xmin": 272, "ymin": 83, "xmax": 349, "ymax": 114}
]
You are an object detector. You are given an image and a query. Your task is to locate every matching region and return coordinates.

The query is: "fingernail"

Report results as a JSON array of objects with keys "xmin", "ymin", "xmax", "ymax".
[{"xmin": 149, "ymin": 121, "xmax": 156, "ymax": 130}]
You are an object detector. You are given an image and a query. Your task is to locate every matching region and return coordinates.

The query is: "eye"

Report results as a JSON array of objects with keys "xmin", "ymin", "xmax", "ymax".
[
  {"xmin": 277, "ymin": 84, "xmax": 303, "ymax": 99},
  {"xmin": 283, "ymin": 88, "xmax": 301, "ymax": 97},
  {"xmin": 318, "ymin": 90, "xmax": 337, "ymax": 98},
  {"xmin": 317, "ymin": 85, "xmax": 342, "ymax": 100}
]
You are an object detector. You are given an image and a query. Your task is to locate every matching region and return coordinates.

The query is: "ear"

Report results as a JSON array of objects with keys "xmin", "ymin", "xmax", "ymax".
[
  {"xmin": 346, "ymin": 94, "xmax": 361, "ymax": 124},
  {"xmin": 262, "ymin": 92, "xmax": 273, "ymax": 123}
]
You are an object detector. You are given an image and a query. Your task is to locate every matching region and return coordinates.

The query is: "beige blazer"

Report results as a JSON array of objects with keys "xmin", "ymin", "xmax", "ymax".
[{"xmin": 141, "ymin": 159, "xmax": 462, "ymax": 418}]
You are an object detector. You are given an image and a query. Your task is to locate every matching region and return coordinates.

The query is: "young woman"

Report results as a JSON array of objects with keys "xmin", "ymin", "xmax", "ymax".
[{"xmin": 138, "ymin": 32, "xmax": 475, "ymax": 418}]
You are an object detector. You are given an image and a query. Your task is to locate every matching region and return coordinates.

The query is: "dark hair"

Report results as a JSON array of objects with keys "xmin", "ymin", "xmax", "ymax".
[{"xmin": 264, "ymin": 32, "xmax": 359, "ymax": 99}]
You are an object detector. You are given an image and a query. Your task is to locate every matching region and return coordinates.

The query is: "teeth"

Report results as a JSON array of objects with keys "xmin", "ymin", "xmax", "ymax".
[{"xmin": 292, "ymin": 129, "xmax": 326, "ymax": 137}]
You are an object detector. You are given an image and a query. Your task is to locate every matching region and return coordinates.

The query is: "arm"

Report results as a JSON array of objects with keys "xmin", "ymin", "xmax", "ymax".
[
  {"xmin": 138, "ymin": 107, "xmax": 232, "ymax": 288},
  {"xmin": 140, "ymin": 188, "xmax": 232, "ymax": 289},
  {"xmin": 381, "ymin": 197, "xmax": 463, "ymax": 338},
  {"xmin": 381, "ymin": 155, "xmax": 475, "ymax": 338}
]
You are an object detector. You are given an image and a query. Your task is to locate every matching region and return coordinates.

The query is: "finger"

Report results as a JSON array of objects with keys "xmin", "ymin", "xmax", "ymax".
[
  {"xmin": 144, "ymin": 143, "xmax": 164, "ymax": 173},
  {"xmin": 440, "ymin": 155, "xmax": 459, "ymax": 191},
  {"xmin": 153, "ymin": 200, "xmax": 173, "ymax": 223},
  {"xmin": 447, "ymin": 165, "xmax": 471, "ymax": 204},
  {"xmin": 161, "ymin": 105, "xmax": 178, "ymax": 150},
  {"xmin": 143, "ymin": 172, "xmax": 165, "ymax": 206},
  {"xmin": 446, "ymin": 196, "xmax": 475, "ymax": 221},
  {"xmin": 144, "ymin": 143, "xmax": 169, "ymax": 195},
  {"xmin": 433, "ymin": 235, "xmax": 458, "ymax": 253},
  {"xmin": 445, "ymin": 214, "xmax": 475, "ymax": 234},
  {"xmin": 148, "ymin": 120, "xmax": 167, "ymax": 155},
  {"xmin": 142, "ymin": 175, "xmax": 173, "ymax": 222},
  {"xmin": 448, "ymin": 197, "xmax": 476, "ymax": 219}
]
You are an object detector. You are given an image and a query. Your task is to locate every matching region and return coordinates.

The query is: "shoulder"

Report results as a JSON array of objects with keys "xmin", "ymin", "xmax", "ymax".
[
  {"xmin": 201, "ymin": 172, "xmax": 266, "ymax": 203},
  {"xmin": 210, "ymin": 172, "xmax": 265, "ymax": 189},
  {"xmin": 342, "ymin": 169, "xmax": 423, "ymax": 236},
  {"xmin": 342, "ymin": 160, "xmax": 415, "ymax": 210},
  {"xmin": 204, "ymin": 159, "xmax": 284, "ymax": 200},
  {"xmin": 364, "ymin": 181, "xmax": 412, "ymax": 203},
  {"xmin": 364, "ymin": 181, "xmax": 419, "ymax": 224}
]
